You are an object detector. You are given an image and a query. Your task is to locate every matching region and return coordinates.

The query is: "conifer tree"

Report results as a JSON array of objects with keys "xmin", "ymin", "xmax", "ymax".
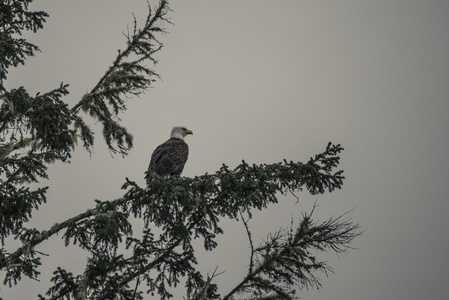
[{"xmin": 0, "ymin": 1, "xmax": 362, "ymax": 299}]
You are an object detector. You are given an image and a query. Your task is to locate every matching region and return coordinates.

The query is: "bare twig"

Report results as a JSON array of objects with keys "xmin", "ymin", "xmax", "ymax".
[{"xmin": 239, "ymin": 211, "xmax": 255, "ymax": 273}]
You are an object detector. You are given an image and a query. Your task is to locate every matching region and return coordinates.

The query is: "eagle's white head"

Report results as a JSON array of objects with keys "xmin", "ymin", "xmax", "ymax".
[{"xmin": 170, "ymin": 126, "xmax": 193, "ymax": 140}]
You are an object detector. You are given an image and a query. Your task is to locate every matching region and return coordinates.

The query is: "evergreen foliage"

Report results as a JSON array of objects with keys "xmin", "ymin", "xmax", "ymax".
[
  {"xmin": 0, "ymin": 0, "xmax": 48, "ymax": 85},
  {"xmin": 0, "ymin": 1, "xmax": 362, "ymax": 299}
]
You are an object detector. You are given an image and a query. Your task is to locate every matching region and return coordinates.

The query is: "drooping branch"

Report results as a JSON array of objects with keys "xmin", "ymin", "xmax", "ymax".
[{"xmin": 71, "ymin": 0, "xmax": 171, "ymax": 156}]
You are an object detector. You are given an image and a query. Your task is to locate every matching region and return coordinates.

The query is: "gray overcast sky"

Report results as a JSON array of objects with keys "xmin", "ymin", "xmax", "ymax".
[{"xmin": 3, "ymin": 1, "xmax": 449, "ymax": 299}]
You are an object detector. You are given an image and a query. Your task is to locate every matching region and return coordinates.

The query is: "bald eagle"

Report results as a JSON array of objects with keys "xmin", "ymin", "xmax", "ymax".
[{"xmin": 148, "ymin": 126, "xmax": 193, "ymax": 176}]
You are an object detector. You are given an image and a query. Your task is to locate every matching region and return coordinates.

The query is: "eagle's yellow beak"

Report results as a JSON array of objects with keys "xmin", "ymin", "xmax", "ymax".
[{"xmin": 185, "ymin": 129, "xmax": 193, "ymax": 135}]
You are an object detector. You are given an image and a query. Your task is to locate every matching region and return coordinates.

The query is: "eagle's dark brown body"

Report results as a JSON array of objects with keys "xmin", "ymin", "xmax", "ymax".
[{"xmin": 149, "ymin": 137, "xmax": 189, "ymax": 176}]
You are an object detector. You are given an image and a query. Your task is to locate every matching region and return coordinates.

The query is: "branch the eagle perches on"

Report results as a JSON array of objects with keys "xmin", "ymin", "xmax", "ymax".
[{"xmin": 2, "ymin": 141, "xmax": 356, "ymax": 299}]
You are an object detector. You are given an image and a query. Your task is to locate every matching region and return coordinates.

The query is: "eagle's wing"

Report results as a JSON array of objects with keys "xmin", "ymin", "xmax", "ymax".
[{"xmin": 149, "ymin": 138, "xmax": 189, "ymax": 176}]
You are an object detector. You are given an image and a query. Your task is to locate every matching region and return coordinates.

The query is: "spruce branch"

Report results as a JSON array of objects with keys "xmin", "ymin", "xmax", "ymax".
[
  {"xmin": 2, "ymin": 140, "xmax": 360, "ymax": 299},
  {"xmin": 223, "ymin": 206, "xmax": 363, "ymax": 300},
  {"xmin": 0, "ymin": 0, "xmax": 48, "ymax": 84},
  {"xmin": 1, "ymin": 198, "xmax": 127, "ymax": 279},
  {"xmin": 3, "ymin": 208, "xmax": 99, "ymax": 269},
  {"xmin": 71, "ymin": 0, "xmax": 171, "ymax": 156}
]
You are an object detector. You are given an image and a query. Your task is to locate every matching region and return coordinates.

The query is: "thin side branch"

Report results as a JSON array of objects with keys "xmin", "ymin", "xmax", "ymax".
[{"xmin": 240, "ymin": 211, "xmax": 255, "ymax": 273}]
